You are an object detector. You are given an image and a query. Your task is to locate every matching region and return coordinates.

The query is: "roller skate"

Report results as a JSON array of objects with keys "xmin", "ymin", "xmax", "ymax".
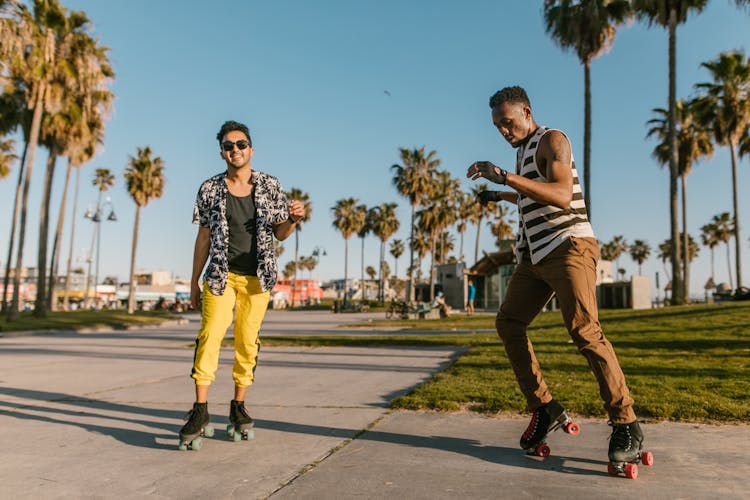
[
  {"xmin": 226, "ymin": 399, "xmax": 255, "ymax": 442},
  {"xmin": 521, "ymin": 400, "xmax": 580, "ymax": 458},
  {"xmin": 178, "ymin": 402, "xmax": 214, "ymax": 451},
  {"xmin": 607, "ymin": 420, "xmax": 654, "ymax": 479}
]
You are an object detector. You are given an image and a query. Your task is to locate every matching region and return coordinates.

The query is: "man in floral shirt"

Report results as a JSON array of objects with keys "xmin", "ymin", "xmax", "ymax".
[{"xmin": 178, "ymin": 120, "xmax": 306, "ymax": 450}]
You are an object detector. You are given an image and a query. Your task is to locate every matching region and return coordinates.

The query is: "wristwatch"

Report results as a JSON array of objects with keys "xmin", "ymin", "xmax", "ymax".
[{"xmin": 495, "ymin": 167, "xmax": 508, "ymax": 185}]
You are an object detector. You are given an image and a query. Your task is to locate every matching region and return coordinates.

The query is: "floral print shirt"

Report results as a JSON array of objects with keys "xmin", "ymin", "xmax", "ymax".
[{"xmin": 193, "ymin": 170, "xmax": 289, "ymax": 295}]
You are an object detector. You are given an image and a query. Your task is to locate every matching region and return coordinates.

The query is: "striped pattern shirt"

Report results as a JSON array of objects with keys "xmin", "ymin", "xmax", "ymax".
[{"xmin": 515, "ymin": 126, "xmax": 595, "ymax": 264}]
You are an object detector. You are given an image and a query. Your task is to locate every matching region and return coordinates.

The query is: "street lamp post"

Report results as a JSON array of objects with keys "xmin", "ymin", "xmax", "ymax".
[{"xmin": 84, "ymin": 197, "xmax": 116, "ymax": 309}]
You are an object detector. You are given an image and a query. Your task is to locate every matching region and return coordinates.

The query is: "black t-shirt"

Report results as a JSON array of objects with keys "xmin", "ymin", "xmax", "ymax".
[{"xmin": 226, "ymin": 191, "xmax": 258, "ymax": 276}]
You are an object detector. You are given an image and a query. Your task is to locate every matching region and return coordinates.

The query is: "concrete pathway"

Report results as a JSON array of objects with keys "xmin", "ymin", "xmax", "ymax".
[{"xmin": 0, "ymin": 310, "xmax": 746, "ymax": 499}]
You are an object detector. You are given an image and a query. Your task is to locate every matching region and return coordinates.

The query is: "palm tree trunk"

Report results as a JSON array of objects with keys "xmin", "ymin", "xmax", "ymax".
[
  {"xmin": 63, "ymin": 165, "xmax": 81, "ymax": 309},
  {"xmin": 2, "ymin": 138, "xmax": 28, "ymax": 314},
  {"xmin": 127, "ymin": 204, "xmax": 141, "ymax": 314},
  {"xmin": 360, "ymin": 236, "xmax": 365, "ymax": 301},
  {"xmin": 667, "ymin": 10, "xmax": 684, "ymax": 305},
  {"xmin": 408, "ymin": 204, "xmax": 415, "ymax": 302},
  {"xmin": 583, "ymin": 60, "xmax": 592, "ymax": 220},
  {"xmin": 729, "ymin": 141, "xmax": 742, "ymax": 290},
  {"xmin": 681, "ymin": 174, "xmax": 689, "ymax": 302},
  {"xmin": 726, "ymin": 240, "xmax": 734, "ymax": 289},
  {"xmin": 343, "ymin": 238, "xmax": 349, "ymax": 308},
  {"xmin": 378, "ymin": 240, "xmax": 384, "ymax": 304},
  {"xmin": 48, "ymin": 157, "xmax": 73, "ymax": 312},
  {"xmin": 35, "ymin": 146, "xmax": 59, "ymax": 317},
  {"xmin": 429, "ymin": 231, "xmax": 436, "ymax": 301},
  {"xmin": 9, "ymin": 83, "xmax": 46, "ymax": 321},
  {"xmin": 291, "ymin": 227, "xmax": 299, "ymax": 307},
  {"xmin": 459, "ymin": 230, "xmax": 465, "ymax": 263},
  {"xmin": 474, "ymin": 214, "xmax": 483, "ymax": 265}
]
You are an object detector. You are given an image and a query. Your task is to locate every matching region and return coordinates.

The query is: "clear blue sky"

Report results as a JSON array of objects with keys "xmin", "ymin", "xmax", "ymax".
[{"xmin": 1, "ymin": 0, "xmax": 748, "ymax": 299}]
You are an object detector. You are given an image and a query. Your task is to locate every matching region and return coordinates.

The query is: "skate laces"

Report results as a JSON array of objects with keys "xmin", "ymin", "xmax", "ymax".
[
  {"xmin": 608, "ymin": 421, "xmax": 633, "ymax": 451},
  {"xmin": 523, "ymin": 408, "xmax": 542, "ymax": 440}
]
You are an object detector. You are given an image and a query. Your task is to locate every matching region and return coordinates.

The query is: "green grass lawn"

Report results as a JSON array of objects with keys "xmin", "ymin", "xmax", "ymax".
[
  {"xmin": 0, "ymin": 309, "xmax": 179, "ymax": 332},
  {"xmin": 264, "ymin": 302, "xmax": 750, "ymax": 423}
]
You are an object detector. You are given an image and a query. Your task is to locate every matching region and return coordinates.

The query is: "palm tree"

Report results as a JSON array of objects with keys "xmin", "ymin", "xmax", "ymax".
[
  {"xmin": 389, "ymin": 239, "xmax": 404, "ymax": 278},
  {"xmin": 700, "ymin": 221, "xmax": 720, "ymax": 283},
  {"xmin": 661, "ymin": 234, "xmax": 699, "ymax": 294},
  {"xmin": 647, "ymin": 98, "xmax": 713, "ymax": 299},
  {"xmin": 410, "ymin": 229, "xmax": 431, "ymax": 283},
  {"xmin": 355, "ymin": 204, "xmax": 369, "ymax": 301},
  {"xmin": 3, "ymin": 0, "xmax": 72, "ymax": 320},
  {"xmin": 488, "ymin": 204, "xmax": 516, "ymax": 248},
  {"xmin": 51, "ymin": 113, "xmax": 109, "ymax": 311},
  {"xmin": 657, "ymin": 240, "xmax": 672, "ymax": 283},
  {"xmin": 124, "ymin": 147, "xmax": 165, "ymax": 314},
  {"xmin": 712, "ymin": 212, "xmax": 735, "ymax": 289},
  {"xmin": 331, "ymin": 197, "xmax": 360, "ymax": 307},
  {"xmin": 390, "ymin": 146, "xmax": 440, "ymax": 301},
  {"xmin": 693, "ymin": 51, "xmax": 750, "ymax": 290},
  {"xmin": 629, "ymin": 240, "xmax": 651, "ymax": 275},
  {"xmin": 435, "ymin": 231, "xmax": 456, "ymax": 263},
  {"xmin": 612, "ymin": 235, "xmax": 629, "ymax": 273},
  {"xmin": 285, "ymin": 188, "xmax": 312, "ymax": 307},
  {"xmin": 456, "ymin": 191, "xmax": 479, "ymax": 262},
  {"xmin": 81, "ymin": 167, "xmax": 115, "ymax": 308},
  {"xmin": 543, "ymin": 0, "xmax": 632, "ymax": 220},
  {"xmin": 369, "ymin": 202, "xmax": 400, "ymax": 303},
  {"xmin": 633, "ymin": 0, "xmax": 709, "ymax": 304},
  {"xmin": 282, "ymin": 261, "xmax": 297, "ymax": 280},
  {"xmin": 0, "ymin": 138, "xmax": 15, "ymax": 179},
  {"xmin": 469, "ymin": 183, "xmax": 497, "ymax": 265}
]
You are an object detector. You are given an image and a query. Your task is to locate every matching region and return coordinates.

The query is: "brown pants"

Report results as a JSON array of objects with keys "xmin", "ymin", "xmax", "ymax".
[{"xmin": 496, "ymin": 236, "xmax": 636, "ymax": 424}]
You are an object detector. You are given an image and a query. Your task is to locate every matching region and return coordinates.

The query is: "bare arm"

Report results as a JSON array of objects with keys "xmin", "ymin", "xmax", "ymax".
[
  {"xmin": 507, "ymin": 130, "xmax": 573, "ymax": 209},
  {"xmin": 190, "ymin": 226, "xmax": 210, "ymax": 310}
]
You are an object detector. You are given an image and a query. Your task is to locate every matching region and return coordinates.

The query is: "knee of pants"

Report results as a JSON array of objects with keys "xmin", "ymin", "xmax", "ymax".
[{"xmin": 495, "ymin": 312, "xmax": 526, "ymax": 342}]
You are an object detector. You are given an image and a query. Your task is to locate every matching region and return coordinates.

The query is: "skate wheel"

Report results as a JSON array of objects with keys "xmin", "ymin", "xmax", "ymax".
[
  {"xmin": 204, "ymin": 425, "xmax": 215, "ymax": 438},
  {"xmin": 226, "ymin": 424, "xmax": 235, "ymax": 439},
  {"xmin": 641, "ymin": 451, "xmax": 654, "ymax": 466},
  {"xmin": 536, "ymin": 443, "xmax": 551, "ymax": 458},
  {"xmin": 191, "ymin": 437, "xmax": 203, "ymax": 451},
  {"xmin": 607, "ymin": 462, "xmax": 618, "ymax": 476},
  {"xmin": 232, "ymin": 430, "xmax": 242, "ymax": 442},
  {"xmin": 565, "ymin": 421, "xmax": 580, "ymax": 436},
  {"xmin": 178, "ymin": 441, "xmax": 188, "ymax": 451},
  {"xmin": 624, "ymin": 463, "xmax": 638, "ymax": 479},
  {"xmin": 244, "ymin": 429, "xmax": 255, "ymax": 440}
]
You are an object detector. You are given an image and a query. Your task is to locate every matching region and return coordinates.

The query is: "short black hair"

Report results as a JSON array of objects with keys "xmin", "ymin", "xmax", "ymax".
[
  {"xmin": 216, "ymin": 120, "xmax": 252, "ymax": 146},
  {"xmin": 489, "ymin": 86, "xmax": 531, "ymax": 109}
]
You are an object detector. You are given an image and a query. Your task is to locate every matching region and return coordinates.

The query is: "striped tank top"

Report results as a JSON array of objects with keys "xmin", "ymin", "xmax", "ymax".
[{"xmin": 514, "ymin": 126, "xmax": 595, "ymax": 264}]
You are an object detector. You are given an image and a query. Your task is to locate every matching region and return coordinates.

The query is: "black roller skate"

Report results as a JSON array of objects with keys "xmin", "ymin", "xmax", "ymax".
[
  {"xmin": 607, "ymin": 420, "xmax": 654, "ymax": 479},
  {"xmin": 227, "ymin": 399, "xmax": 255, "ymax": 442},
  {"xmin": 521, "ymin": 399, "xmax": 580, "ymax": 457},
  {"xmin": 178, "ymin": 402, "xmax": 215, "ymax": 451}
]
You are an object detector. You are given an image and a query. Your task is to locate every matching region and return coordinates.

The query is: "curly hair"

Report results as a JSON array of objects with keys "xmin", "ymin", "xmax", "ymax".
[
  {"xmin": 489, "ymin": 86, "xmax": 531, "ymax": 109},
  {"xmin": 216, "ymin": 120, "xmax": 252, "ymax": 146}
]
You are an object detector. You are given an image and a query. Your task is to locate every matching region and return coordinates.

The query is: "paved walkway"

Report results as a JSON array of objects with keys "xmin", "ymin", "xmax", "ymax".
[{"xmin": 0, "ymin": 310, "xmax": 746, "ymax": 499}]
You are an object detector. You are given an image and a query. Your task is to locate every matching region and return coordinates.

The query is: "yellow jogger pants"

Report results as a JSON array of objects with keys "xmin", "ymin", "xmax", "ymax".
[{"xmin": 191, "ymin": 273, "xmax": 270, "ymax": 387}]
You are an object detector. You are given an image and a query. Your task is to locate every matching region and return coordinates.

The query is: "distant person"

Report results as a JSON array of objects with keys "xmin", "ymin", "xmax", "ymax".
[
  {"xmin": 432, "ymin": 291, "xmax": 451, "ymax": 318},
  {"xmin": 467, "ymin": 86, "xmax": 645, "ymax": 470},
  {"xmin": 466, "ymin": 279, "xmax": 476, "ymax": 315},
  {"xmin": 180, "ymin": 120, "xmax": 306, "ymax": 450}
]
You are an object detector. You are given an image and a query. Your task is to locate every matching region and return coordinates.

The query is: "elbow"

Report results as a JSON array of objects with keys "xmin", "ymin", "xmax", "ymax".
[{"xmin": 551, "ymin": 194, "xmax": 573, "ymax": 210}]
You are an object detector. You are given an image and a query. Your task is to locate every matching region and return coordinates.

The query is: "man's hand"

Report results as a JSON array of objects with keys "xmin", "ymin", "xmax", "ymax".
[
  {"xmin": 467, "ymin": 161, "xmax": 506, "ymax": 185},
  {"xmin": 477, "ymin": 190, "xmax": 499, "ymax": 205},
  {"xmin": 288, "ymin": 199, "xmax": 305, "ymax": 223},
  {"xmin": 190, "ymin": 282, "xmax": 202, "ymax": 311}
]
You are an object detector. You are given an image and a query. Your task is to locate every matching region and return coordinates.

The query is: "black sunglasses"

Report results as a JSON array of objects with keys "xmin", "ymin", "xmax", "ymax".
[{"xmin": 222, "ymin": 140, "xmax": 251, "ymax": 152}]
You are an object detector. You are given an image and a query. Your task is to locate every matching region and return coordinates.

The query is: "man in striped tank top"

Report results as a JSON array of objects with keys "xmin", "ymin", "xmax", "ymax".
[{"xmin": 467, "ymin": 86, "xmax": 646, "ymax": 468}]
